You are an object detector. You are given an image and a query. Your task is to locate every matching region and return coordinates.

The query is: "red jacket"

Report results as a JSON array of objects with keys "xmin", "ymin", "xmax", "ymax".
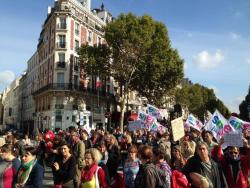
[
  {"xmin": 171, "ymin": 170, "xmax": 190, "ymax": 188},
  {"xmin": 212, "ymin": 146, "xmax": 250, "ymax": 188}
]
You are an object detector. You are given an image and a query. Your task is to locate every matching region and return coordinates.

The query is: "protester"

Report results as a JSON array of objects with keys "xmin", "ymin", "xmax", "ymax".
[
  {"xmin": 0, "ymin": 144, "xmax": 21, "ymax": 188},
  {"xmin": 153, "ymin": 148, "xmax": 172, "ymax": 188},
  {"xmin": 35, "ymin": 133, "xmax": 46, "ymax": 167},
  {"xmin": 182, "ymin": 141, "xmax": 228, "ymax": 188},
  {"xmin": 134, "ymin": 145, "xmax": 160, "ymax": 188},
  {"xmin": 53, "ymin": 141, "xmax": 76, "ymax": 188},
  {"xmin": 157, "ymin": 132, "xmax": 172, "ymax": 163},
  {"xmin": 123, "ymin": 145, "xmax": 140, "ymax": 188},
  {"xmin": 15, "ymin": 146, "xmax": 44, "ymax": 188},
  {"xmin": 170, "ymin": 145, "xmax": 186, "ymax": 171},
  {"xmin": 180, "ymin": 134, "xmax": 196, "ymax": 160},
  {"xmin": 71, "ymin": 131, "xmax": 85, "ymax": 188},
  {"xmin": 212, "ymin": 137, "xmax": 250, "ymax": 188},
  {"xmin": 202, "ymin": 130, "xmax": 218, "ymax": 153},
  {"xmin": 22, "ymin": 134, "xmax": 32, "ymax": 146},
  {"xmin": 80, "ymin": 129, "xmax": 92, "ymax": 149},
  {"xmin": 106, "ymin": 134, "xmax": 120, "ymax": 179},
  {"xmin": 97, "ymin": 141, "xmax": 109, "ymax": 165},
  {"xmin": 81, "ymin": 148, "xmax": 108, "ymax": 188}
]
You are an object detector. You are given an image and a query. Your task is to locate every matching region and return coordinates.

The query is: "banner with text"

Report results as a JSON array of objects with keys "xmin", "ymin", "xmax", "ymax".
[
  {"xmin": 228, "ymin": 116, "xmax": 250, "ymax": 132},
  {"xmin": 204, "ymin": 109, "xmax": 235, "ymax": 140},
  {"xmin": 185, "ymin": 114, "xmax": 204, "ymax": 131},
  {"xmin": 147, "ymin": 104, "xmax": 160, "ymax": 119},
  {"xmin": 128, "ymin": 120, "xmax": 144, "ymax": 131},
  {"xmin": 171, "ymin": 117, "xmax": 185, "ymax": 141}
]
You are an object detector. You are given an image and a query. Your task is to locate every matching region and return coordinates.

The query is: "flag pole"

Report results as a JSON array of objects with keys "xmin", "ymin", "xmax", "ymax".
[{"xmin": 97, "ymin": 71, "xmax": 100, "ymax": 107}]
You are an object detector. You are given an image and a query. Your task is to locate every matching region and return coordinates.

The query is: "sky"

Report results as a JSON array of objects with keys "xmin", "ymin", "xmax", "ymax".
[{"xmin": 0, "ymin": 0, "xmax": 249, "ymax": 113}]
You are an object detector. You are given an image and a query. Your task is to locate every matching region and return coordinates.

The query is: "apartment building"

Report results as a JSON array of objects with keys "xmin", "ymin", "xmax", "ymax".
[
  {"xmin": 29, "ymin": 0, "xmax": 115, "ymax": 131},
  {"xmin": 2, "ymin": 78, "xmax": 21, "ymax": 130}
]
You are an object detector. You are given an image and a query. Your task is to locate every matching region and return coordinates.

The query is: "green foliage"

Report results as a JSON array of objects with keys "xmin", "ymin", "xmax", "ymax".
[
  {"xmin": 78, "ymin": 44, "xmax": 111, "ymax": 77},
  {"xmin": 104, "ymin": 13, "xmax": 184, "ymax": 104},
  {"xmin": 239, "ymin": 86, "xmax": 250, "ymax": 121},
  {"xmin": 78, "ymin": 13, "xmax": 184, "ymax": 131},
  {"xmin": 175, "ymin": 84, "xmax": 231, "ymax": 121}
]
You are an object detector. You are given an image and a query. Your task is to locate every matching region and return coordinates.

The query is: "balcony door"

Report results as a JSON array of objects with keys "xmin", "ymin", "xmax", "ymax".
[{"xmin": 57, "ymin": 73, "xmax": 64, "ymax": 88}]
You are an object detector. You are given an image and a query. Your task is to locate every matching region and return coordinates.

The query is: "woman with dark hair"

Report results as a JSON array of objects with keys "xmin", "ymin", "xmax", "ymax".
[
  {"xmin": 134, "ymin": 145, "xmax": 159, "ymax": 188},
  {"xmin": 53, "ymin": 141, "xmax": 76, "ymax": 188},
  {"xmin": 153, "ymin": 148, "xmax": 172, "ymax": 188},
  {"xmin": 170, "ymin": 145, "xmax": 186, "ymax": 171},
  {"xmin": 14, "ymin": 146, "xmax": 44, "ymax": 188},
  {"xmin": 0, "ymin": 144, "xmax": 21, "ymax": 188}
]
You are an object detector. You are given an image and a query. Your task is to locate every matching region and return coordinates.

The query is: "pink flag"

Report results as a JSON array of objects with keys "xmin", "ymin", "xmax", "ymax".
[{"xmin": 96, "ymin": 76, "xmax": 101, "ymax": 88}]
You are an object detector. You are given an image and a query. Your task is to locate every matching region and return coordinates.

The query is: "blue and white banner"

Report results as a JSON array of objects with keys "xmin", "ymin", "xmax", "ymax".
[
  {"xmin": 204, "ymin": 109, "xmax": 235, "ymax": 140},
  {"xmin": 185, "ymin": 114, "xmax": 203, "ymax": 131},
  {"xmin": 147, "ymin": 104, "xmax": 160, "ymax": 119}
]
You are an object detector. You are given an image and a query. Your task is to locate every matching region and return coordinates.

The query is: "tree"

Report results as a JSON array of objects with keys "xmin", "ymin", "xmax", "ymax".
[
  {"xmin": 79, "ymin": 13, "xmax": 184, "ymax": 132},
  {"xmin": 239, "ymin": 86, "xmax": 250, "ymax": 121},
  {"xmin": 175, "ymin": 84, "xmax": 230, "ymax": 121}
]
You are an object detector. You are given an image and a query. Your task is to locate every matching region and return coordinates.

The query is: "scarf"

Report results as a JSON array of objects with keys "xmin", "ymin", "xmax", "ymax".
[
  {"xmin": 17, "ymin": 159, "xmax": 36, "ymax": 185},
  {"xmin": 81, "ymin": 163, "xmax": 98, "ymax": 182}
]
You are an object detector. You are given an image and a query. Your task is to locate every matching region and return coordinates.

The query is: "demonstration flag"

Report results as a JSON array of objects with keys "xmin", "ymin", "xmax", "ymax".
[
  {"xmin": 96, "ymin": 76, "xmax": 101, "ymax": 88},
  {"xmin": 147, "ymin": 104, "xmax": 160, "ymax": 119},
  {"xmin": 228, "ymin": 116, "xmax": 250, "ymax": 132},
  {"xmin": 185, "ymin": 114, "xmax": 203, "ymax": 131},
  {"xmin": 205, "ymin": 109, "xmax": 234, "ymax": 140}
]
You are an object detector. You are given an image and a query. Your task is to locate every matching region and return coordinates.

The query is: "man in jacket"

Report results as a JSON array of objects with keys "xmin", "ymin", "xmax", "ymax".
[
  {"xmin": 71, "ymin": 131, "xmax": 85, "ymax": 188},
  {"xmin": 183, "ymin": 141, "xmax": 228, "ymax": 188},
  {"xmin": 212, "ymin": 137, "xmax": 250, "ymax": 188}
]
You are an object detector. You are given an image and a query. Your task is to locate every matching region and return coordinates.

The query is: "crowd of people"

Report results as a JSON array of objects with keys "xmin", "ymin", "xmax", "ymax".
[{"xmin": 0, "ymin": 125, "xmax": 250, "ymax": 188}]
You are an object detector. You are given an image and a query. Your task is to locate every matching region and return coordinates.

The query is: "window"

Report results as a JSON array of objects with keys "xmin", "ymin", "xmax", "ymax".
[
  {"xmin": 75, "ymin": 23, "xmax": 80, "ymax": 35},
  {"xmin": 58, "ymin": 17, "xmax": 66, "ymax": 29},
  {"xmin": 74, "ymin": 57, "xmax": 79, "ymax": 71},
  {"xmin": 58, "ymin": 53, "xmax": 65, "ymax": 62},
  {"xmin": 58, "ymin": 35, "xmax": 66, "ymax": 48},
  {"xmin": 57, "ymin": 73, "xmax": 64, "ymax": 87},
  {"xmin": 88, "ymin": 31, "xmax": 92, "ymax": 43},
  {"xmin": 72, "ymin": 115, "xmax": 76, "ymax": 122},
  {"xmin": 9, "ymin": 108, "xmax": 12, "ymax": 116},
  {"xmin": 56, "ymin": 115, "xmax": 62, "ymax": 122},
  {"xmin": 58, "ymin": 53, "xmax": 65, "ymax": 68},
  {"xmin": 75, "ymin": 40, "xmax": 79, "ymax": 51}
]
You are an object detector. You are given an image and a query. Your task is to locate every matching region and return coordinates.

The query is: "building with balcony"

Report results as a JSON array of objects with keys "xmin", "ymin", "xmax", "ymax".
[
  {"xmin": 2, "ymin": 78, "xmax": 21, "ymax": 130},
  {"xmin": 26, "ymin": 0, "xmax": 115, "ymax": 131}
]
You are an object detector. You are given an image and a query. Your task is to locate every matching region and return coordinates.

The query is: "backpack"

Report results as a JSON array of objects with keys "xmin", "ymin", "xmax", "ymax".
[{"xmin": 146, "ymin": 164, "xmax": 168, "ymax": 188}]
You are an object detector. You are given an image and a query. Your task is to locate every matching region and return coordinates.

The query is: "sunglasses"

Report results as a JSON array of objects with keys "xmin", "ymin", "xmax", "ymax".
[{"xmin": 229, "ymin": 151, "xmax": 238, "ymax": 155}]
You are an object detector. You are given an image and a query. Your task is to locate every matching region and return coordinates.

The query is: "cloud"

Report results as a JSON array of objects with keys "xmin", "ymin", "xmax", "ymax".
[
  {"xmin": 0, "ymin": 70, "xmax": 15, "ymax": 85},
  {"xmin": 246, "ymin": 58, "xmax": 250, "ymax": 64},
  {"xmin": 184, "ymin": 62, "xmax": 188, "ymax": 70},
  {"xmin": 193, "ymin": 50, "xmax": 224, "ymax": 70},
  {"xmin": 229, "ymin": 32, "xmax": 241, "ymax": 40},
  {"xmin": 226, "ymin": 96, "xmax": 244, "ymax": 113}
]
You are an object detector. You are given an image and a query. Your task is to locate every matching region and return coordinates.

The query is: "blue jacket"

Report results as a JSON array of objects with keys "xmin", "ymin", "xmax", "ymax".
[{"xmin": 24, "ymin": 162, "xmax": 44, "ymax": 188}]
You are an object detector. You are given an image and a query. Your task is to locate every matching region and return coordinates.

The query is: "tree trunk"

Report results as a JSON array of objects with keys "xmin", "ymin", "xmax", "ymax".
[{"xmin": 119, "ymin": 93, "xmax": 126, "ymax": 133}]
